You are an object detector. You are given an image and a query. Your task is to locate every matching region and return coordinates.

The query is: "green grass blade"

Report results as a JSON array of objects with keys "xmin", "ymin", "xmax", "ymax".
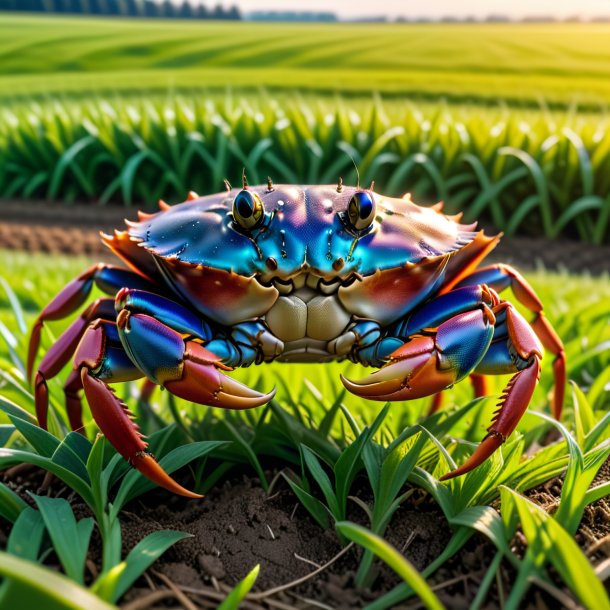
[
  {"xmin": 8, "ymin": 414, "xmax": 60, "ymax": 457},
  {"xmin": 337, "ymin": 522, "xmax": 444, "ymax": 610},
  {"xmin": 502, "ymin": 486, "xmax": 610, "ymax": 610},
  {"xmin": 32, "ymin": 495, "xmax": 94, "ymax": 585},
  {"xmin": 218, "ymin": 564, "xmax": 260, "ymax": 610},
  {"xmin": 0, "ymin": 551, "xmax": 117, "ymax": 610},
  {"xmin": 0, "ymin": 482, "xmax": 28, "ymax": 524},
  {"xmin": 7, "ymin": 506, "xmax": 45, "ymax": 561},
  {"xmin": 109, "ymin": 530, "xmax": 192, "ymax": 602},
  {"xmin": 112, "ymin": 440, "xmax": 228, "ymax": 516}
]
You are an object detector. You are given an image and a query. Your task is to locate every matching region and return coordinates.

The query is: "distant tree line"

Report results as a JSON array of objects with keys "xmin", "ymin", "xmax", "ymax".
[
  {"xmin": 0, "ymin": 0, "xmax": 241, "ymax": 20},
  {"xmin": 248, "ymin": 11, "xmax": 337, "ymax": 22}
]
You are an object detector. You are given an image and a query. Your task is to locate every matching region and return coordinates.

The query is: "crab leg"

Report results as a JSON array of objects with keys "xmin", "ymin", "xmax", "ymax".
[
  {"xmin": 33, "ymin": 298, "xmax": 116, "ymax": 430},
  {"xmin": 454, "ymin": 264, "xmax": 565, "ymax": 418},
  {"xmin": 75, "ymin": 321, "xmax": 201, "ymax": 498},
  {"xmin": 342, "ymin": 288, "xmax": 544, "ymax": 479},
  {"xmin": 114, "ymin": 289, "xmax": 275, "ymax": 406},
  {"xmin": 28, "ymin": 264, "xmax": 157, "ymax": 381},
  {"xmin": 440, "ymin": 303, "xmax": 542, "ymax": 480}
]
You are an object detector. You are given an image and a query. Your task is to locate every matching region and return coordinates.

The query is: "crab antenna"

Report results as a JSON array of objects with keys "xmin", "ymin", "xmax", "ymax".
[
  {"xmin": 224, "ymin": 179, "xmax": 232, "ymax": 192},
  {"xmin": 242, "ymin": 168, "xmax": 249, "ymax": 189},
  {"xmin": 369, "ymin": 180, "xmax": 375, "ymax": 191},
  {"xmin": 347, "ymin": 154, "xmax": 360, "ymax": 190},
  {"xmin": 337, "ymin": 176, "xmax": 343, "ymax": 193},
  {"xmin": 267, "ymin": 176, "xmax": 274, "ymax": 191}
]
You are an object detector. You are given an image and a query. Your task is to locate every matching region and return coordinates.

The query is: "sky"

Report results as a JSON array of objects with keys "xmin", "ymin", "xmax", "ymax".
[{"xmin": 236, "ymin": 0, "xmax": 610, "ymax": 19}]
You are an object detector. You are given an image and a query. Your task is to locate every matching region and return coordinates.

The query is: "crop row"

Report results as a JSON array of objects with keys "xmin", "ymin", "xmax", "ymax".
[{"xmin": 1, "ymin": 94, "xmax": 609, "ymax": 243}]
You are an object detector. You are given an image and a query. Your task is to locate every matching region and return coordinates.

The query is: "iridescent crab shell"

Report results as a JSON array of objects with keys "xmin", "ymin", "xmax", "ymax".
[{"xmin": 104, "ymin": 185, "xmax": 499, "ymax": 326}]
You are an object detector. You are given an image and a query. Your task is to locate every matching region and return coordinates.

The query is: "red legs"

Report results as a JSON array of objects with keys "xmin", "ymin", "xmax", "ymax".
[
  {"xmin": 33, "ymin": 298, "xmax": 115, "ymax": 430},
  {"xmin": 440, "ymin": 303, "xmax": 542, "ymax": 480},
  {"xmin": 455, "ymin": 264, "xmax": 566, "ymax": 419},
  {"xmin": 139, "ymin": 379, "xmax": 158, "ymax": 403},
  {"xmin": 63, "ymin": 369, "xmax": 86, "ymax": 432},
  {"xmin": 28, "ymin": 264, "xmax": 156, "ymax": 381}
]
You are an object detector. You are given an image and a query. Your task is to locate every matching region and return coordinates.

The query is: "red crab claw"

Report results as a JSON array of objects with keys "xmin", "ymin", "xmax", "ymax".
[
  {"xmin": 165, "ymin": 342, "xmax": 277, "ymax": 409},
  {"xmin": 341, "ymin": 337, "xmax": 458, "ymax": 402},
  {"xmin": 81, "ymin": 373, "xmax": 202, "ymax": 498},
  {"xmin": 76, "ymin": 323, "xmax": 202, "ymax": 498},
  {"xmin": 438, "ymin": 355, "xmax": 540, "ymax": 480},
  {"xmin": 115, "ymin": 311, "xmax": 276, "ymax": 410}
]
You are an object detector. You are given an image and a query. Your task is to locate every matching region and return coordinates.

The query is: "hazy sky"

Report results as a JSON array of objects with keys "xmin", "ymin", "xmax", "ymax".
[{"xmin": 237, "ymin": 0, "xmax": 610, "ymax": 19}]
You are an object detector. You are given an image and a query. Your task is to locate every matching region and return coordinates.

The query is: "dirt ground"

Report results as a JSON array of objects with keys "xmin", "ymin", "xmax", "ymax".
[
  {"xmin": 2, "ymin": 460, "xmax": 609, "ymax": 610},
  {"xmin": 1, "ymin": 199, "xmax": 610, "ymax": 274}
]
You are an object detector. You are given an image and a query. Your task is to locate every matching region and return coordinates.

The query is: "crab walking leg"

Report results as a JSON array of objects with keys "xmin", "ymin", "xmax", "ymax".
[
  {"xmin": 454, "ymin": 264, "xmax": 565, "ymax": 418},
  {"xmin": 440, "ymin": 303, "xmax": 543, "ymax": 480},
  {"xmin": 28, "ymin": 264, "xmax": 157, "ymax": 381},
  {"xmin": 74, "ymin": 321, "xmax": 201, "ymax": 498},
  {"xmin": 33, "ymin": 298, "xmax": 116, "ymax": 430},
  {"xmin": 116, "ymin": 311, "xmax": 275, "ymax": 409},
  {"xmin": 63, "ymin": 369, "xmax": 86, "ymax": 432}
]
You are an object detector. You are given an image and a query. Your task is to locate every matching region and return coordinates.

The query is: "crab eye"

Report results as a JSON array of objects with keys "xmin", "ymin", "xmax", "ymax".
[
  {"xmin": 347, "ymin": 191, "xmax": 376, "ymax": 231},
  {"xmin": 232, "ymin": 189, "xmax": 265, "ymax": 230}
]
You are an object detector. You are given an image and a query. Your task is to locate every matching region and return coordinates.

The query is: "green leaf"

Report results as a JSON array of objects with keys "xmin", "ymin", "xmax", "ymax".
[
  {"xmin": 109, "ymin": 530, "xmax": 192, "ymax": 602},
  {"xmin": 0, "ymin": 448, "xmax": 93, "ymax": 506},
  {"xmin": 282, "ymin": 474, "xmax": 330, "ymax": 529},
  {"xmin": 32, "ymin": 495, "xmax": 94, "ymax": 585},
  {"xmin": 9, "ymin": 414, "xmax": 60, "ymax": 458},
  {"xmin": 0, "ymin": 551, "xmax": 116, "ymax": 610},
  {"xmin": 571, "ymin": 381, "xmax": 595, "ymax": 447},
  {"xmin": 0, "ymin": 481, "xmax": 28, "ymax": 523},
  {"xmin": 501, "ymin": 487, "xmax": 610, "ymax": 610},
  {"xmin": 7, "ymin": 507, "xmax": 46, "ymax": 561},
  {"xmin": 301, "ymin": 445, "xmax": 340, "ymax": 518},
  {"xmin": 218, "ymin": 564, "xmax": 260, "ymax": 610},
  {"xmin": 222, "ymin": 420, "xmax": 268, "ymax": 491},
  {"xmin": 366, "ymin": 527, "xmax": 473, "ymax": 610},
  {"xmin": 450, "ymin": 505, "xmax": 515, "ymax": 563},
  {"xmin": 51, "ymin": 434, "xmax": 92, "ymax": 483},
  {"xmin": 0, "ymin": 276, "xmax": 27, "ymax": 335},
  {"xmin": 112, "ymin": 441, "xmax": 227, "ymax": 517},
  {"xmin": 0, "ymin": 396, "xmax": 36, "ymax": 425},
  {"xmin": 337, "ymin": 522, "xmax": 444, "ymax": 610}
]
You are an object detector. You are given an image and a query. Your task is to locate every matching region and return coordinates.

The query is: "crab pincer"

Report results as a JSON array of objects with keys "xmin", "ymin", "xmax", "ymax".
[
  {"xmin": 75, "ymin": 315, "xmax": 273, "ymax": 497},
  {"xmin": 342, "ymin": 300, "xmax": 543, "ymax": 480}
]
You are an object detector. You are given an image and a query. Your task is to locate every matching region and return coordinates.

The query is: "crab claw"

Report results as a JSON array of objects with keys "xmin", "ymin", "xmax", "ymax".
[
  {"xmin": 165, "ymin": 342, "xmax": 276, "ymax": 410},
  {"xmin": 116, "ymin": 312, "xmax": 276, "ymax": 410},
  {"xmin": 341, "ymin": 337, "xmax": 458, "ymax": 401},
  {"xmin": 81, "ymin": 371, "xmax": 202, "ymax": 498}
]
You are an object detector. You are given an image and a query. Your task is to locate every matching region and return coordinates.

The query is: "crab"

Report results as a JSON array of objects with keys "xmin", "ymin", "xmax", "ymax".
[{"xmin": 28, "ymin": 179, "xmax": 566, "ymax": 497}]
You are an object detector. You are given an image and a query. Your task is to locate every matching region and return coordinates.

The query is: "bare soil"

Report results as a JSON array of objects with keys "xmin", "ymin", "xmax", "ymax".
[
  {"xmin": 2, "ymin": 461, "xmax": 609, "ymax": 610},
  {"xmin": 1, "ymin": 199, "xmax": 610, "ymax": 274}
]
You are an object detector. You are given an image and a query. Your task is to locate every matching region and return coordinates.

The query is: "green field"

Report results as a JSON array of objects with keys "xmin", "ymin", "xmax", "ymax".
[{"xmin": 2, "ymin": 14, "xmax": 610, "ymax": 107}]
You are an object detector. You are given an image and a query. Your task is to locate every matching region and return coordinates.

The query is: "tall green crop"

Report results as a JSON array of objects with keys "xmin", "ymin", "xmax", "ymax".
[{"xmin": 1, "ymin": 94, "xmax": 609, "ymax": 243}]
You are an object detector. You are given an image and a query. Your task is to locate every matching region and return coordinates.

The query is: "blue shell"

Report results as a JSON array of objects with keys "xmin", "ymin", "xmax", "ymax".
[{"xmin": 129, "ymin": 185, "xmax": 478, "ymax": 278}]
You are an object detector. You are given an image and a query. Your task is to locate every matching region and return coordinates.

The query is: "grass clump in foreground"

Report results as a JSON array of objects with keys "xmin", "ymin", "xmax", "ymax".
[
  {"xmin": 0, "ymin": 250, "xmax": 609, "ymax": 608},
  {"xmin": 2, "ymin": 93, "xmax": 610, "ymax": 244}
]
